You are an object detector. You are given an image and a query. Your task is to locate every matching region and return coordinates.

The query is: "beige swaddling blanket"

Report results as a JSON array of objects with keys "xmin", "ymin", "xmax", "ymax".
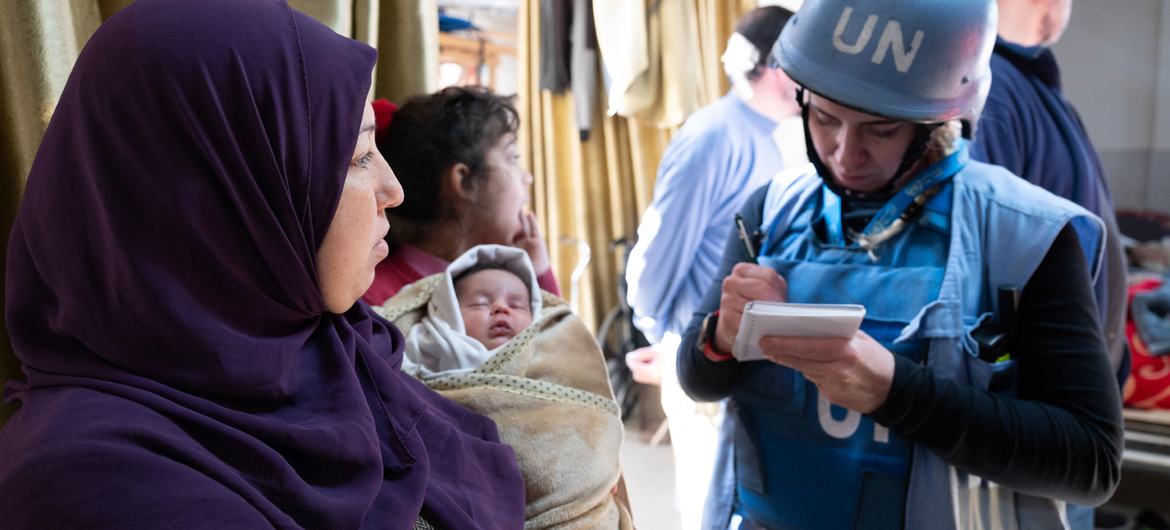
[{"xmin": 376, "ymin": 275, "xmax": 634, "ymax": 530}]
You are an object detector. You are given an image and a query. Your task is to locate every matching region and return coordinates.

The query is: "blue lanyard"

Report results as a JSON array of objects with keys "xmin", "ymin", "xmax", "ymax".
[{"xmin": 821, "ymin": 140, "xmax": 968, "ymax": 247}]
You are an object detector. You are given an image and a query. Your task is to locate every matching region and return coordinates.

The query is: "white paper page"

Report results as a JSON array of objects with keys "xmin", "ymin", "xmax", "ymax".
[{"xmin": 732, "ymin": 302, "xmax": 866, "ymax": 362}]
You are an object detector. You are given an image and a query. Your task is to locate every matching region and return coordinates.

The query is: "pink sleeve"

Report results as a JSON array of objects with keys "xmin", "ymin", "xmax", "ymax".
[
  {"xmin": 536, "ymin": 268, "xmax": 561, "ymax": 297},
  {"xmin": 361, "ymin": 252, "xmax": 422, "ymax": 306}
]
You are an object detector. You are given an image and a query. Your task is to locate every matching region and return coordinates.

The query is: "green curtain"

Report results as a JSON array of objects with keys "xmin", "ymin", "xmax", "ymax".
[
  {"xmin": 371, "ymin": 0, "xmax": 438, "ymax": 104},
  {"xmin": 287, "ymin": 0, "xmax": 440, "ymax": 104},
  {"xmin": 0, "ymin": 0, "xmax": 437, "ymax": 427}
]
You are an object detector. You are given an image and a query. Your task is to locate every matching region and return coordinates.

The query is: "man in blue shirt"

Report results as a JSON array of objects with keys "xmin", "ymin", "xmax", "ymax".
[
  {"xmin": 623, "ymin": 6, "xmax": 803, "ymax": 529},
  {"xmin": 971, "ymin": 0, "xmax": 1128, "ymax": 382}
]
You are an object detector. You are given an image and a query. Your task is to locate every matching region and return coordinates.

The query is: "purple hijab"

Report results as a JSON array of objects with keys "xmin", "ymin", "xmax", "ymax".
[{"xmin": 0, "ymin": 1, "xmax": 524, "ymax": 528}]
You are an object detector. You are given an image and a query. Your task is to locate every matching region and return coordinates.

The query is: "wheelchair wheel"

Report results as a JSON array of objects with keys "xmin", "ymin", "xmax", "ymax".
[{"xmin": 597, "ymin": 306, "xmax": 644, "ymax": 420}]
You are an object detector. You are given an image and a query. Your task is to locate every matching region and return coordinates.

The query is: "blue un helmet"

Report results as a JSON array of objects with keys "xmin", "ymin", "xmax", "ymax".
[{"xmin": 770, "ymin": 0, "xmax": 996, "ymax": 131}]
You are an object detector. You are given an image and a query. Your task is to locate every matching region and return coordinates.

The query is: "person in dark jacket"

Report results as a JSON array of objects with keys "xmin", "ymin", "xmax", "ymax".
[{"xmin": 971, "ymin": 0, "xmax": 1129, "ymax": 387}]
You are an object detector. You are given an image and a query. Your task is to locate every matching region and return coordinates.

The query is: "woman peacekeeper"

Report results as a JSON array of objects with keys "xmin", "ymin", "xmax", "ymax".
[{"xmin": 677, "ymin": 0, "xmax": 1123, "ymax": 529}]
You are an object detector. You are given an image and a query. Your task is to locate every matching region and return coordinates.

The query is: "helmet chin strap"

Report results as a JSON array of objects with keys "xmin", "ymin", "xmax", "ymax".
[{"xmin": 796, "ymin": 87, "xmax": 937, "ymax": 203}]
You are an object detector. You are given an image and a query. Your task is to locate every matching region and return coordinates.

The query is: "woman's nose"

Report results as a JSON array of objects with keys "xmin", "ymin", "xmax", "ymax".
[
  {"xmin": 376, "ymin": 155, "xmax": 404, "ymax": 209},
  {"xmin": 834, "ymin": 127, "xmax": 866, "ymax": 168}
]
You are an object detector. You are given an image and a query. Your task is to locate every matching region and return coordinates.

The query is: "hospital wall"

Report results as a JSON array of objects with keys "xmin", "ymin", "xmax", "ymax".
[{"xmin": 1054, "ymin": 0, "xmax": 1170, "ymax": 213}]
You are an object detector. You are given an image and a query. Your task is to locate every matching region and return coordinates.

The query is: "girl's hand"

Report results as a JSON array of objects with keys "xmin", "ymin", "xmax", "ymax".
[{"xmin": 514, "ymin": 210, "xmax": 551, "ymax": 275}]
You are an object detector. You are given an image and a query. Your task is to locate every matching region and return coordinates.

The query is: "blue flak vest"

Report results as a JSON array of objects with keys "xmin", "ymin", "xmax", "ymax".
[{"xmin": 705, "ymin": 149, "xmax": 1105, "ymax": 530}]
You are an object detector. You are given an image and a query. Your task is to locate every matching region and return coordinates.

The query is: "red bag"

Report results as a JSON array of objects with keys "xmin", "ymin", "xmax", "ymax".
[{"xmin": 1123, "ymin": 277, "xmax": 1170, "ymax": 410}]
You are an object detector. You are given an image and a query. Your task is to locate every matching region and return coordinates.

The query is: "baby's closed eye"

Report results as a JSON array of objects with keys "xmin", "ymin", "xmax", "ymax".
[{"xmin": 463, "ymin": 296, "xmax": 491, "ymax": 308}]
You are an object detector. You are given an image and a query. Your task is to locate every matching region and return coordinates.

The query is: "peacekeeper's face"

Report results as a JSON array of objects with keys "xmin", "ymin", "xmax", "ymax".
[{"xmin": 805, "ymin": 93, "xmax": 917, "ymax": 194}]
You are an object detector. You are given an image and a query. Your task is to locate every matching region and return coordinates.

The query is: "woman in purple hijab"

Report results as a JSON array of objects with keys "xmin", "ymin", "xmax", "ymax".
[{"xmin": 0, "ymin": 0, "xmax": 525, "ymax": 528}]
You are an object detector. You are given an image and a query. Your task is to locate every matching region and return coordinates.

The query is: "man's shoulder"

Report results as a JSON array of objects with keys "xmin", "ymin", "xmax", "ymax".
[
  {"xmin": 674, "ymin": 95, "xmax": 746, "ymax": 138},
  {"xmin": 987, "ymin": 51, "xmax": 1036, "ymax": 97},
  {"xmin": 974, "ymin": 52, "xmax": 1040, "ymax": 148}
]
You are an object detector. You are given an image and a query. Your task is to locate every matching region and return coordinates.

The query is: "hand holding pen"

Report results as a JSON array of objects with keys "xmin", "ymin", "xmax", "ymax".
[
  {"xmin": 735, "ymin": 213, "xmax": 759, "ymax": 264},
  {"xmin": 715, "ymin": 217, "xmax": 786, "ymax": 353}
]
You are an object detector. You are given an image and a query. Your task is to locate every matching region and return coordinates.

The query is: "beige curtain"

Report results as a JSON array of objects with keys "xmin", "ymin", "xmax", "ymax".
[
  {"xmin": 0, "ymin": 0, "xmax": 437, "ymax": 426},
  {"xmin": 696, "ymin": 0, "xmax": 759, "ymax": 102},
  {"xmin": 0, "ymin": 1, "xmax": 102, "ymax": 426},
  {"xmin": 290, "ymin": 0, "xmax": 439, "ymax": 104},
  {"xmin": 517, "ymin": 0, "xmax": 755, "ymax": 332}
]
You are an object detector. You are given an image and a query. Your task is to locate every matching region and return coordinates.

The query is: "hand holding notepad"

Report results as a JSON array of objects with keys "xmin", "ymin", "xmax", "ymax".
[{"xmin": 732, "ymin": 301, "xmax": 866, "ymax": 362}]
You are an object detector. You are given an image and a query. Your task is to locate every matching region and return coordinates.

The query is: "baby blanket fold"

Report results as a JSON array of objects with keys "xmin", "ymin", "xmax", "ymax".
[{"xmin": 377, "ymin": 275, "xmax": 634, "ymax": 529}]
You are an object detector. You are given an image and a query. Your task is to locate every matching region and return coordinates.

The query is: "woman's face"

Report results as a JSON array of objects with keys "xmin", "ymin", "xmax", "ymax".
[
  {"xmin": 806, "ymin": 93, "xmax": 917, "ymax": 193},
  {"xmin": 469, "ymin": 134, "xmax": 532, "ymax": 245},
  {"xmin": 317, "ymin": 103, "xmax": 404, "ymax": 313}
]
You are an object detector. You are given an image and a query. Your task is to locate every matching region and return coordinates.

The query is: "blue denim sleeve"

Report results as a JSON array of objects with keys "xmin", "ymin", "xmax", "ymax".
[{"xmin": 676, "ymin": 185, "xmax": 771, "ymax": 402}]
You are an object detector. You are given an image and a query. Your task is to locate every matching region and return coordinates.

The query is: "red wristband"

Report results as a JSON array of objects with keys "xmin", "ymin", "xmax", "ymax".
[
  {"xmin": 702, "ymin": 341, "xmax": 735, "ymax": 363},
  {"xmin": 700, "ymin": 311, "xmax": 734, "ymax": 362}
]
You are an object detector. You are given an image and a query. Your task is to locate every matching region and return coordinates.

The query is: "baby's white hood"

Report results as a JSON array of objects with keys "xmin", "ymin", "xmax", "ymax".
[{"xmin": 403, "ymin": 244, "xmax": 542, "ymax": 377}]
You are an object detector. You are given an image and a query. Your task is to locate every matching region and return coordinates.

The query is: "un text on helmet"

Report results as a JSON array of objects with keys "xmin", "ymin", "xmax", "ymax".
[{"xmin": 832, "ymin": 7, "xmax": 924, "ymax": 74}]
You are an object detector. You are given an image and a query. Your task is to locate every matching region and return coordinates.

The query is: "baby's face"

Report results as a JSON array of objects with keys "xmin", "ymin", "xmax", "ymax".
[{"xmin": 455, "ymin": 268, "xmax": 533, "ymax": 349}]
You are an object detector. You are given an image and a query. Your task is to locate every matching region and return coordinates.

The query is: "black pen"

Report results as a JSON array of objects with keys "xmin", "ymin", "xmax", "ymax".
[{"xmin": 735, "ymin": 213, "xmax": 758, "ymax": 264}]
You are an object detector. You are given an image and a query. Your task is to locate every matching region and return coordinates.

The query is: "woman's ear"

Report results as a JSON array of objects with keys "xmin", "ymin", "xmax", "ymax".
[{"xmin": 445, "ymin": 162, "xmax": 475, "ymax": 201}]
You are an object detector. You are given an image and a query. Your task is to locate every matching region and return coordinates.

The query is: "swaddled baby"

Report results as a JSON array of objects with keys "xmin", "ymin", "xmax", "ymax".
[
  {"xmin": 402, "ymin": 245, "xmax": 542, "ymax": 376},
  {"xmin": 456, "ymin": 266, "xmax": 534, "ymax": 348},
  {"xmin": 387, "ymin": 244, "xmax": 633, "ymax": 529}
]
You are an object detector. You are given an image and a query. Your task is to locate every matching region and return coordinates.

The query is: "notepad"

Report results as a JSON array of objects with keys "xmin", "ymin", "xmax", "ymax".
[{"xmin": 732, "ymin": 302, "xmax": 866, "ymax": 362}]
